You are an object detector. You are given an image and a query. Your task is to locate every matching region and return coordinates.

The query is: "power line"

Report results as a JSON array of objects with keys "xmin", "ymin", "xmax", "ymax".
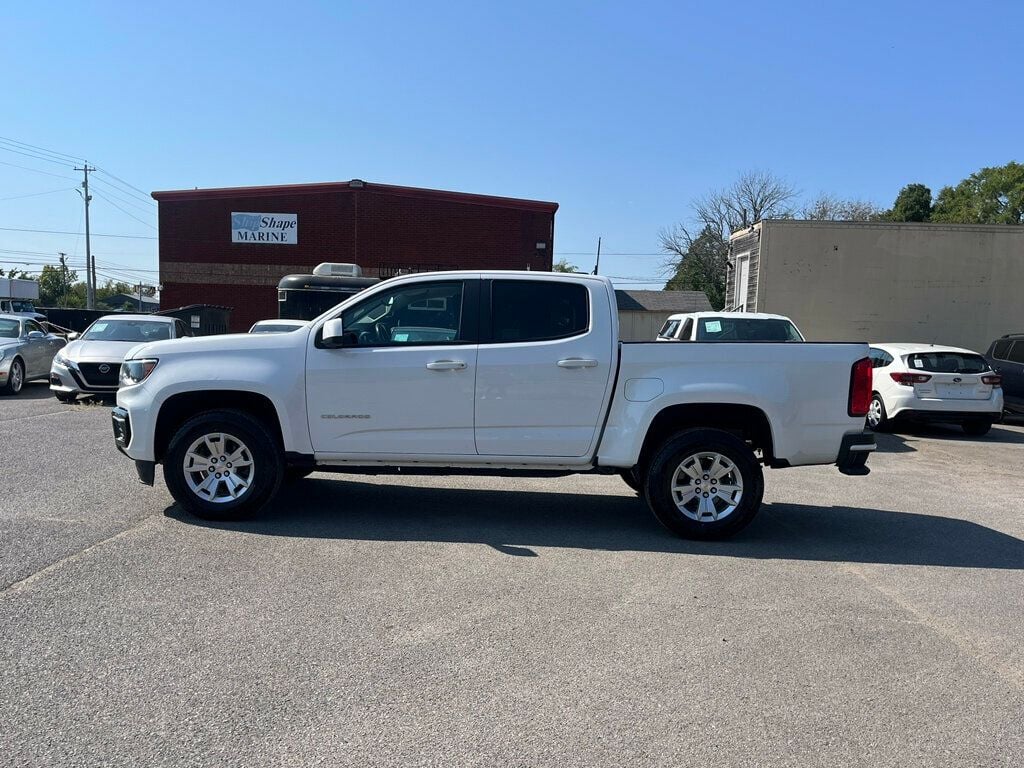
[
  {"xmin": 92, "ymin": 188, "xmax": 158, "ymax": 230},
  {"xmin": 0, "ymin": 142, "xmax": 76, "ymax": 169},
  {"xmin": 0, "ymin": 159, "xmax": 78, "ymax": 181},
  {"xmin": 0, "ymin": 135, "xmax": 86, "ymax": 164},
  {"xmin": 90, "ymin": 175, "xmax": 157, "ymax": 211},
  {"xmin": 0, "ymin": 187, "xmax": 77, "ymax": 202},
  {"xmin": 94, "ymin": 168, "xmax": 154, "ymax": 203},
  {"xmin": 0, "ymin": 225, "xmax": 156, "ymax": 239}
]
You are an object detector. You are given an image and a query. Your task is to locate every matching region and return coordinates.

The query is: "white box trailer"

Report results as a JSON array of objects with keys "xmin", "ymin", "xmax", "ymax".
[{"xmin": 0, "ymin": 277, "xmax": 44, "ymax": 318}]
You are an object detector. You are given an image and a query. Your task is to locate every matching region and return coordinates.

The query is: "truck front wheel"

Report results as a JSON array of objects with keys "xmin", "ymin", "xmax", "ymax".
[
  {"xmin": 643, "ymin": 428, "xmax": 764, "ymax": 540},
  {"xmin": 164, "ymin": 409, "xmax": 284, "ymax": 521}
]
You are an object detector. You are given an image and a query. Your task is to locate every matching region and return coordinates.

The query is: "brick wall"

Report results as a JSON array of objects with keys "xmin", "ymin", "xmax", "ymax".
[{"xmin": 157, "ymin": 182, "xmax": 556, "ymax": 332}]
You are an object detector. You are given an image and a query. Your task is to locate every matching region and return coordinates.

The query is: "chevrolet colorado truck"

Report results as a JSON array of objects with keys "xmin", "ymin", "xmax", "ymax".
[{"xmin": 111, "ymin": 272, "xmax": 875, "ymax": 539}]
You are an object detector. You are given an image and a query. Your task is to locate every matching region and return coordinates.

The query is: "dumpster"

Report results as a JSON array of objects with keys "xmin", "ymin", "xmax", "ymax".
[{"xmin": 156, "ymin": 304, "xmax": 233, "ymax": 336}]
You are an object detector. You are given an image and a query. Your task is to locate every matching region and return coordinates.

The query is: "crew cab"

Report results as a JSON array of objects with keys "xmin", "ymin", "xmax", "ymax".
[
  {"xmin": 657, "ymin": 312, "xmax": 804, "ymax": 342},
  {"xmin": 111, "ymin": 272, "xmax": 875, "ymax": 540}
]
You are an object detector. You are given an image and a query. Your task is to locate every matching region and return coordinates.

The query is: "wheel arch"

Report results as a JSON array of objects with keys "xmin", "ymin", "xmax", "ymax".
[
  {"xmin": 154, "ymin": 390, "xmax": 284, "ymax": 462},
  {"xmin": 637, "ymin": 403, "xmax": 775, "ymax": 472}
]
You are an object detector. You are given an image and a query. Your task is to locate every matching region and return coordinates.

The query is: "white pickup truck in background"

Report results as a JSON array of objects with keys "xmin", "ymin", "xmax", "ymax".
[
  {"xmin": 657, "ymin": 311, "xmax": 805, "ymax": 342},
  {"xmin": 112, "ymin": 272, "xmax": 875, "ymax": 539}
]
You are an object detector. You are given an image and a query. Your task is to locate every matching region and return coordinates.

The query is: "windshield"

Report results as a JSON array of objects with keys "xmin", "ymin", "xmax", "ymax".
[
  {"xmin": 0, "ymin": 319, "xmax": 20, "ymax": 338},
  {"xmin": 697, "ymin": 317, "xmax": 803, "ymax": 341},
  {"xmin": 82, "ymin": 319, "xmax": 171, "ymax": 342},
  {"xmin": 905, "ymin": 352, "xmax": 989, "ymax": 374},
  {"xmin": 658, "ymin": 319, "xmax": 680, "ymax": 339}
]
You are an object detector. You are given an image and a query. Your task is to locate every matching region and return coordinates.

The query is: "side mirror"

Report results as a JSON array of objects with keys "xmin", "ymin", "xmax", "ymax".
[
  {"xmin": 67, "ymin": 332, "xmax": 79, "ymax": 341},
  {"xmin": 27, "ymin": 330, "xmax": 44, "ymax": 340},
  {"xmin": 322, "ymin": 317, "xmax": 350, "ymax": 348}
]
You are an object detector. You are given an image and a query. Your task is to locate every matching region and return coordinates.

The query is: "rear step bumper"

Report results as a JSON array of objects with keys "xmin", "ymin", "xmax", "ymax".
[{"xmin": 836, "ymin": 431, "xmax": 875, "ymax": 476}]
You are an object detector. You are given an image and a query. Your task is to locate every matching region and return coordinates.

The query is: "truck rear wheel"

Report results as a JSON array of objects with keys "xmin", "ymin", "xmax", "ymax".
[
  {"xmin": 164, "ymin": 409, "xmax": 283, "ymax": 521},
  {"xmin": 643, "ymin": 428, "xmax": 764, "ymax": 540}
]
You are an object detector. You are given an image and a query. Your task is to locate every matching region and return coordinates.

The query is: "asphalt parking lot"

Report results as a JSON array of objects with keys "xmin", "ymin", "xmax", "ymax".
[{"xmin": 2, "ymin": 381, "xmax": 1023, "ymax": 767}]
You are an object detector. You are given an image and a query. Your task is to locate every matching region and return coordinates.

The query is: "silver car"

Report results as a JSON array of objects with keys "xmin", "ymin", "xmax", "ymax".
[
  {"xmin": 50, "ymin": 314, "xmax": 192, "ymax": 402},
  {"xmin": 0, "ymin": 314, "xmax": 67, "ymax": 395}
]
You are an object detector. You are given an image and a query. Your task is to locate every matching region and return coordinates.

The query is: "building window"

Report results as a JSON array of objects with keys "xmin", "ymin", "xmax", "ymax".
[{"xmin": 733, "ymin": 253, "xmax": 750, "ymax": 311}]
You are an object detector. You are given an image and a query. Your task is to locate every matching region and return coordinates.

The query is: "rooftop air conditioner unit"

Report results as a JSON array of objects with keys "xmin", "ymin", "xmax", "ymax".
[{"xmin": 313, "ymin": 263, "xmax": 362, "ymax": 278}]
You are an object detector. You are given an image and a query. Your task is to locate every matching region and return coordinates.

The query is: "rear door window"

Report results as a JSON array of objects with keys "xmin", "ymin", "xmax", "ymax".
[
  {"xmin": 490, "ymin": 280, "xmax": 589, "ymax": 342},
  {"xmin": 992, "ymin": 340, "xmax": 1012, "ymax": 360},
  {"xmin": 905, "ymin": 352, "xmax": 990, "ymax": 373}
]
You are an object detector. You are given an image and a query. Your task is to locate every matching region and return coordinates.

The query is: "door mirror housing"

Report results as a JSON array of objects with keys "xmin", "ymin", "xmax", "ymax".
[
  {"xmin": 321, "ymin": 317, "xmax": 358, "ymax": 348},
  {"xmin": 27, "ymin": 330, "xmax": 44, "ymax": 340}
]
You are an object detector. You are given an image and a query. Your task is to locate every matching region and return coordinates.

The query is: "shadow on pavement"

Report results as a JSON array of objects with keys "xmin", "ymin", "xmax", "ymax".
[
  {"xmin": 889, "ymin": 422, "xmax": 1024, "ymax": 444},
  {"xmin": 166, "ymin": 478, "xmax": 1024, "ymax": 569},
  {"xmin": 872, "ymin": 433, "xmax": 917, "ymax": 453},
  {"xmin": 9, "ymin": 381, "xmax": 57, "ymax": 401}
]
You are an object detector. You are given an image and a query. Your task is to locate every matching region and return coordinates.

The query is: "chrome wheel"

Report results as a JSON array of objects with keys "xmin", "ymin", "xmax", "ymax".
[
  {"xmin": 671, "ymin": 451, "xmax": 744, "ymax": 522},
  {"xmin": 182, "ymin": 432, "xmax": 255, "ymax": 504},
  {"xmin": 10, "ymin": 361, "xmax": 23, "ymax": 393},
  {"xmin": 867, "ymin": 397, "xmax": 883, "ymax": 428}
]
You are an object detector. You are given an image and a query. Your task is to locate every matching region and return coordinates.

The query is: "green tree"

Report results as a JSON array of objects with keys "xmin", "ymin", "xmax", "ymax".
[
  {"xmin": 0, "ymin": 267, "xmax": 32, "ymax": 279},
  {"xmin": 932, "ymin": 162, "xmax": 1024, "ymax": 224},
  {"xmin": 886, "ymin": 183, "xmax": 933, "ymax": 222},
  {"xmin": 37, "ymin": 264, "xmax": 80, "ymax": 307},
  {"xmin": 661, "ymin": 224, "xmax": 729, "ymax": 309},
  {"xmin": 552, "ymin": 258, "xmax": 581, "ymax": 273}
]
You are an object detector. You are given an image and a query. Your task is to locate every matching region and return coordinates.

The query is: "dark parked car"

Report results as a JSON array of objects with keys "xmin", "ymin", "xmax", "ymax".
[{"xmin": 985, "ymin": 334, "xmax": 1024, "ymax": 415}]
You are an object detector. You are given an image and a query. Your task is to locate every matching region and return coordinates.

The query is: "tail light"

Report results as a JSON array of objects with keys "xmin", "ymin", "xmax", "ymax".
[
  {"xmin": 982, "ymin": 374, "xmax": 1002, "ymax": 387},
  {"xmin": 890, "ymin": 372, "xmax": 932, "ymax": 386},
  {"xmin": 849, "ymin": 357, "xmax": 872, "ymax": 417}
]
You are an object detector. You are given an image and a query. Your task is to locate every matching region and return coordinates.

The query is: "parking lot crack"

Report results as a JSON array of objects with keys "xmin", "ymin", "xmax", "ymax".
[{"xmin": 0, "ymin": 514, "xmax": 160, "ymax": 597}]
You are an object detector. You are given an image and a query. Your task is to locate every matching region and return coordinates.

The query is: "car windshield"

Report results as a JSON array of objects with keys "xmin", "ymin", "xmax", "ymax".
[
  {"xmin": 696, "ymin": 317, "xmax": 803, "ymax": 341},
  {"xmin": 81, "ymin": 319, "xmax": 171, "ymax": 342},
  {"xmin": 0, "ymin": 319, "xmax": 20, "ymax": 338},
  {"xmin": 658, "ymin": 319, "xmax": 680, "ymax": 338},
  {"xmin": 905, "ymin": 352, "xmax": 989, "ymax": 374}
]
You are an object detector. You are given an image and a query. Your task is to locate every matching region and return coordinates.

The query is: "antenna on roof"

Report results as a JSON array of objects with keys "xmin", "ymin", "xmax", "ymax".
[{"xmin": 592, "ymin": 237, "xmax": 602, "ymax": 275}]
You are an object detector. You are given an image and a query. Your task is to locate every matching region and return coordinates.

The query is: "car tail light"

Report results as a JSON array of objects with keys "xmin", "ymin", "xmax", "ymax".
[
  {"xmin": 982, "ymin": 374, "xmax": 1002, "ymax": 387},
  {"xmin": 849, "ymin": 357, "xmax": 872, "ymax": 417},
  {"xmin": 890, "ymin": 372, "xmax": 932, "ymax": 386}
]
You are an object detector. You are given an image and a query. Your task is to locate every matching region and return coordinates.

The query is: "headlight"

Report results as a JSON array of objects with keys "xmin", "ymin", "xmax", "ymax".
[
  {"xmin": 53, "ymin": 351, "xmax": 68, "ymax": 366},
  {"xmin": 0, "ymin": 348, "xmax": 6, "ymax": 362},
  {"xmin": 119, "ymin": 358, "xmax": 159, "ymax": 387}
]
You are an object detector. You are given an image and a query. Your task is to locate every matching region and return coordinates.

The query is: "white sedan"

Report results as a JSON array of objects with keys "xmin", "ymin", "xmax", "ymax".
[{"xmin": 866, "ymin": 343, "xmax": 1003, "ymax": 435}]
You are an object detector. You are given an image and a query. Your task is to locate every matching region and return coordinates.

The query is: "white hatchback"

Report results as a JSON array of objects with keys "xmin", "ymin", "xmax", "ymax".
[{"xmin": 866, "ymin": 343, "xmax": 1003, "ymax": 435}]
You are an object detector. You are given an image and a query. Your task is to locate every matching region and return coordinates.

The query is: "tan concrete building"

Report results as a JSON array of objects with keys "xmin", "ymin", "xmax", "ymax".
[{"xmin": 726, "ymin": 220, "xmax": 1024, "ymax": 352}]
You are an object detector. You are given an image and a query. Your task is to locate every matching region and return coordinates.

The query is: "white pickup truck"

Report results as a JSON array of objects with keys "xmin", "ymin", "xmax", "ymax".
[{"xmin": 112, "ymin": 272, "xmax": 875, "ymax": 539}]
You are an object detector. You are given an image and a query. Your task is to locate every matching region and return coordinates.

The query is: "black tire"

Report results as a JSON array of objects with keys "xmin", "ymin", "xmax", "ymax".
[
  {"xmin": 866, "ymin": 393, "xmax": 891, "ymax": 432},
  {"xmin": 2, "ymin": 358, "xmax": 24, "ymax": 395},
  {"xmin": 618, "ymin": 468, "xmax": 642, "ymax": 494},
  {"xmin": 962, "ymin": 419, "xmax": 992, "ymax": 436},
  {"xmin": 284, "ymin": 467, "xmax": 314, "ymax": 482},
  {"xmin": 53, "ymin": 391, "xmax": 77, "ymax": 404},
  {"xmin": 164, "ymin": 409, "xmax": 283, "ymax": 521},
  {"xmin": 642, "ymin": 428, "xmax": 764, "ymax": 540}
]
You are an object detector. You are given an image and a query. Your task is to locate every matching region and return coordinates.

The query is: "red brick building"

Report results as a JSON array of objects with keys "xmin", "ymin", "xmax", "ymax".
[{"xmin": 154, "ymin": 179, "xmax": 558, "ymax": 332}]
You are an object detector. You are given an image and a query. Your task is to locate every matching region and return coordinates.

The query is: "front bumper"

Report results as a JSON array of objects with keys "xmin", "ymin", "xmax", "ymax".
[
  {"xmin": 836, "ymin": 431, "xmax": 875, "ymax": 476},
  {"xmin": 112, "ymin": 407, "xmax": 155, "ymax": 485},
  {"xmin": 50, "ymin": 360, "xmax": 118, "ymax": 395}
]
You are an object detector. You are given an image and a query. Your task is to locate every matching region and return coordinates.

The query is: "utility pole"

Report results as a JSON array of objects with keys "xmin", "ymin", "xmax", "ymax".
[
  {"xmin": 57, "ymin": 252, "xmax": 69, "ymax": 306},
  {"xmin": 74, "ymin": 164, "xmax": 96, "ymax": 309},
  {"xmin": 592, "ymin": 236, "xmax": 602, "ymax": 275}
]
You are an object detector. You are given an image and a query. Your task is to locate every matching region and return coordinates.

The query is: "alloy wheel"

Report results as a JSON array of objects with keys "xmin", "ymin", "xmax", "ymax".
[
  {"xmin": 671, "ymin": 451, "xmax": 744, "ymax": 522},
  {"xmin": 182, "ymin": 432, "xmax": 255, "ymax": 504}
]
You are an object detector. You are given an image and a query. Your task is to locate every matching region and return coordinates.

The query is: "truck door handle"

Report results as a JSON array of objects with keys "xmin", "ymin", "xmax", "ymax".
[
  {"xmin": 557, "ymin": 358, "xmax": 598, "ymax": 369},
  {"xmin": 425, "ymin": 360, "xmax": 467, "ymax": 371}
]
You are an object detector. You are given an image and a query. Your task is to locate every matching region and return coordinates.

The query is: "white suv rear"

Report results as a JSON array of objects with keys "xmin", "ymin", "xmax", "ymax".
[{"xmin": 867, "ymin": 343, "xmax": 1003, "ymax": 435}]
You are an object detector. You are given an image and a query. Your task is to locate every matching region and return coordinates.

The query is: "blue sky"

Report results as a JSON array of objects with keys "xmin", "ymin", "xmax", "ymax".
[{"xmin": 1, "ymin": 0, "xmax": 1021, "ymax": 289}]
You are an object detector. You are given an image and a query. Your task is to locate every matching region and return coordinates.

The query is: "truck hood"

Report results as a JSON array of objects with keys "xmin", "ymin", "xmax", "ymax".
[
  {"xmin": 126, "ymin": 329, "xmax": 311, "ymax": 360},
  {"xmin": 63, "ymin": 339, "xmax": 146, "ymax": 361}
]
